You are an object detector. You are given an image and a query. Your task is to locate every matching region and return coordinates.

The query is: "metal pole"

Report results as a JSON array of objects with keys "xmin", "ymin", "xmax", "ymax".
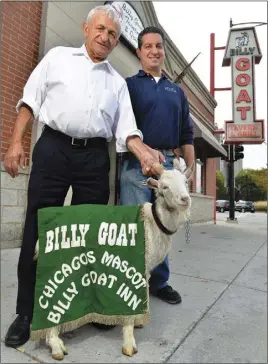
[
  {"xmin": 210, "ymin": 33, "xmax": 215, "ymax": 97},
  {"xmin": 228, "ymin": 146, "xmax": 236, "ymax": 220}
]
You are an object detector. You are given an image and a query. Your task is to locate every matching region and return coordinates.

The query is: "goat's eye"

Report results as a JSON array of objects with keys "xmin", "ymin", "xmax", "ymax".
[{"xmin": 162, "ymin": 185, "xmax": 168, "ymax": 190}]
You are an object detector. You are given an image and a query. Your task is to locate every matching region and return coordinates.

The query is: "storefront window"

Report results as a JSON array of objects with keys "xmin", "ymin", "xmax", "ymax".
[{"xmin": 196, "ymin": 159, "xmax": 203, "ymax": 194}]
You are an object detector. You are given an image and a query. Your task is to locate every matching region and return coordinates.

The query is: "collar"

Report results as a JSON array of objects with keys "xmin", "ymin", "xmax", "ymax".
[
  {"xmin": 72, "ymin": 44, "xmax": 113, "ymax": 73},
  {"xmin": 151, "ymin": 202, "xmax": 177, "ymax": 235},
  {"xmin": 137, "ymin": 69, "xmax": 167, "ymax": 79}
]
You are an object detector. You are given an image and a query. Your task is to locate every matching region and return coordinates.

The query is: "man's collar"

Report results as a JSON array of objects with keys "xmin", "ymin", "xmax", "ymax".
[
  {"xmin": 137, "ymin": 69, "xmax": 167, "ymax": 79},
  {"xmin": 72, "ymin": 44, "xmax": 113, "ymax": 73}
]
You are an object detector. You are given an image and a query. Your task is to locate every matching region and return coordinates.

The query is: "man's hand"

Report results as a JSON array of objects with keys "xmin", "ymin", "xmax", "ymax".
[
  {"xmin": 126, "ymin": 136, "xmax": 166, "ymax": 175},
  {"xmin": 4, "ymin": 142, "xmax": 25, "ymax": 178},
  {"xmin": 141, "ymin": 145, "xmax": 165, "ymax": 176}
]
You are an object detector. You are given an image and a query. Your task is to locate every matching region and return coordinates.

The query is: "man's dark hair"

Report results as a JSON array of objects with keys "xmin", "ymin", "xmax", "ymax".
[{"xmin": 137, "ymin": 26, "xmax": 165, "ymax": 49}]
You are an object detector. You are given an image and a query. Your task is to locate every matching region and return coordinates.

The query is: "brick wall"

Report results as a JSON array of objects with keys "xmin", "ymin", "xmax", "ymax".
[
  {"xmin": 1, "ymin": 1, "xmax": 42, "ymax": 165},
  {"xmin": 1, "ymin": 1, "xmax": 42, "ymax": 248},
  {"xmin": 206, "ymin": 158, "xmax": 216, "ymax": 198}
]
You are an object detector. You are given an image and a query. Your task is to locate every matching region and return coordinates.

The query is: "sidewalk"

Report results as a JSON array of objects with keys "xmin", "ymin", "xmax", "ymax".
[{"xmin": 1, "ymin": 215, "xmax": 267, "ymax": 363}]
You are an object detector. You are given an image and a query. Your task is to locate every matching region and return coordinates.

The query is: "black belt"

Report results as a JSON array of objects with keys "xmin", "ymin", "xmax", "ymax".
[{"xmin": 43, "ymin": 125, "xmax": 107, "ymax": 148}]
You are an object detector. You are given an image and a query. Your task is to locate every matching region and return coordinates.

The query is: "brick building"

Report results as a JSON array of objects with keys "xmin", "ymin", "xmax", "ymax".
[{"xmin": 0, "ymin": 1, "xmax": 226, "ymax": 248}]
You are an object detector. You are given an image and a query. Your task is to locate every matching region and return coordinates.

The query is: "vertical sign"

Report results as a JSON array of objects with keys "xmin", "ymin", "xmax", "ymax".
[{"xmin": 222, "ymin": 27, "xmax": 264, "ymax": 144}]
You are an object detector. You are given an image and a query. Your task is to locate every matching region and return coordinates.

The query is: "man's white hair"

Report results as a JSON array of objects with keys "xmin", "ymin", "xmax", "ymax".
[{"xmin": 86, "ymin": 5, "xmax": 122, "ymax": 35}]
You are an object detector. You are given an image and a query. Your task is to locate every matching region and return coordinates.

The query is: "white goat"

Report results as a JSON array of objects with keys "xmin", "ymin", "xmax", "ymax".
[{"xmin": 33, "ymin": 158, "xmax": 194, "ymax": 360}]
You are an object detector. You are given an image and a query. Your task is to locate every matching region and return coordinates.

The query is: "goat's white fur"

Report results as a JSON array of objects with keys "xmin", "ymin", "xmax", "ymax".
[{"xmin": 33, "ymin": 158, "xmax": 194, "ymax": 359}]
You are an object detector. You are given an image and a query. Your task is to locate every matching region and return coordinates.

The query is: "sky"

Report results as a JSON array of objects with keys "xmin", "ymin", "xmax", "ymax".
[{"xmin": 153, "ymin": 1, "xmax": 267, "ymax": 169}]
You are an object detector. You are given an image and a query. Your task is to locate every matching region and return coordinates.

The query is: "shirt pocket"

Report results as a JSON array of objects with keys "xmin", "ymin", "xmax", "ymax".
[{"xmin": 99, "ymin": 89, "xmax": 118, "ymax": 122}]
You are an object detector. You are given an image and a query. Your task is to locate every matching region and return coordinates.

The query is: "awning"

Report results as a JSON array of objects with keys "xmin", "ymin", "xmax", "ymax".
[{"xmin": 191, "ymin": 114, "xmax": 227, "ymax": 158}]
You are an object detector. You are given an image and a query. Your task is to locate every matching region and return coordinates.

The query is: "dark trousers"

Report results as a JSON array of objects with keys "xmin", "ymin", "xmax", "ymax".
[{"xmin": 16, "ymin": 127, "xmax": 110, "ymax": 318}]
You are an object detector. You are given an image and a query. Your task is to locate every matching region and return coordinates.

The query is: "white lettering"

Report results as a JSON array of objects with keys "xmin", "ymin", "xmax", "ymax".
[
  {"xmin": 61, "ymin": 226, "xmax": 70, "ymax": 249},
  {"xmin": 97, "ymin": 273, "xmax": 107, "ymax": 286},
  {"xmin": 116, "ymin": 224, "xmax": 128, "ymax": 246},
  {"xmin": 120, "ymin": 286, "xmax": 132, "ymax": 302},
  {"xmin": 71, "ymin": 256, "xmax": 81, "ymax": 271},
  {"xmin": 79, "ymin": 224, "xmax": 90, "ymax": 247},
  {"xmin": 107, "ymin": 274, "xmax": 117, "ymax": 288},
  {"xmin": 45, "ymin": 230, "xmax": 54, "ymax": 253},
  {"xmin": 39, "ymin": 295, "xmax": 49, "ymax": 309},
  {"xmin": 126, "ymin": 267, "xmax": 136, "ymax": 279},
  {"xmin": 81, "ymin": 273, "xmax": 90, "ymax": 286},
  {"xmin": 62, "ymin": 263, "xmax": 72, "ymax": 277},
  {"xmin": 128, "ymin": 224, "xmax": 137, "ymax": 246},
  {"xmin": 54, "ymin": 270, "xmax": 64, "ymax": 284},
  {"xmin": 70, "ymin": 224, "xmax": 80, "ymax": 247},
  {"xmin": 108, "ymin": 223, "xmax": 117, "ymax": 246},
  {"xmin": 86, "ymin": 251, "xmax": 96, "ymax": 264},
  {"xmin": 79, "ymin": 253, "xmax": 88, "ymax": 265},
  {"xmin": 47, "ymin": 311, "xmax": 61, "ymax": 324},
  {"xmin": 54, "ymin": 227, "xmax": 60, "ymax": 251},
  {"xmin": 128, "ymin": 295, "xmax": 142, "ymax": 311},
  {"xmin": 43, "ymin": 285, "xmax": 55, "ymax": 298},
  {"xmin": 90, "ymin": 271, "xmax": 97, "ymax": 283},
  {"xmin": 101, "ymin": 251, "xmax": 114, "ymax": 265},
  {"xmin": 98, "ymin": 222, "xmax": 109, "ymax": 245}
]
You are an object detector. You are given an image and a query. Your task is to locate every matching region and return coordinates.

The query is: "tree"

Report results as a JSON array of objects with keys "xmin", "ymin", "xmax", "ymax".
[
  {"xmin": 235, "ymin": 168, "xmax": 267, "ymax": 201},
  {"xmin": 216, "ymin": 170, "xmax": 227, "ymax": 200}
]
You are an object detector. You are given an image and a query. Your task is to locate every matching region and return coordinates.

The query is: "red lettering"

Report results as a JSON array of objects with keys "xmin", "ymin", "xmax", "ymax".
[
  {"xmin": 236, "ymin": 90, "xmax": 251, "ymax": 103},
  {"xmin": 237, "ymin": 106, "xmax": 251, "ymax": 120},
  {"xmin": 236, "ymin": 58, "xmax": 250, "ymax": 71},
  {"xmin": 236, "ymin": 74, "xmax": 251, "ymax": 87}
]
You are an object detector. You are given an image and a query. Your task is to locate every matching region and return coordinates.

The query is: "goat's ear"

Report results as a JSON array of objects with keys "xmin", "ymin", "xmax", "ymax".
[
  {"xmin": 146, "ymin": 177, "xmax": 159, "ymax": 189},
  {"xmin": 173, "ymin": 158, "xmax": 180, "ymax": 170},
  {"xmin": 184, "ymin": 161, "xmax": 195, "ymax": 181}
]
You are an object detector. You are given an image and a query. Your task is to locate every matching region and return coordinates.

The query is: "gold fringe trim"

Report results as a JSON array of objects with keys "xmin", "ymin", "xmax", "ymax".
[
  {"xmin": 30, "ymin": 311, "xmax": 150, "ymax": 341},
  {"xmin": 31, "ymin": 206, "xmax": 151, "ymax": 342}
]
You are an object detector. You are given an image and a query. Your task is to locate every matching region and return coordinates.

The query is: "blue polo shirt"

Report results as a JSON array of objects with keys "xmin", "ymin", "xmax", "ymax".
[{"xmin": 126, "ymin": 70, "xmax": 194, "ymax": 149}]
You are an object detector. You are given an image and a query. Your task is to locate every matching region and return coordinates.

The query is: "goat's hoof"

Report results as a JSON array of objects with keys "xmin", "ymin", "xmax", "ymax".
[
  {"xmin": 52, "ymin": 353, "xmax": 65, "ymax": 360},
  {"xmin": 122, "ymin": 346, "xmax": 137, "ymax": 357}
]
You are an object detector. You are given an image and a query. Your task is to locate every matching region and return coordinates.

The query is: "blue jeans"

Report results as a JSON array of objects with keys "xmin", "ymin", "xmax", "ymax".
[{"xmin": 120, "ymin": 151, "xmax": 175, "ymax": 293}]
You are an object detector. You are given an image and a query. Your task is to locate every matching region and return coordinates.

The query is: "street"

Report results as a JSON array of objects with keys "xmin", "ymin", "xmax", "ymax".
[{"xmin": 216, "ymin": 210, "xmax": 266, "ymax": 228}]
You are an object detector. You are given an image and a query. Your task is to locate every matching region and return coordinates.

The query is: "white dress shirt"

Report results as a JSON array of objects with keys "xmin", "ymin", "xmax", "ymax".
[{"xmin": 16, "ymin": 44, "xmax": 142, "ymax": 152}]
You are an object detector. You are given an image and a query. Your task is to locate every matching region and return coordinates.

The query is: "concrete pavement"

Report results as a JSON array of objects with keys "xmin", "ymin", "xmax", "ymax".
[{"xmin": 1, "ymin": 213, "xmax": 267, "ymax": 363}]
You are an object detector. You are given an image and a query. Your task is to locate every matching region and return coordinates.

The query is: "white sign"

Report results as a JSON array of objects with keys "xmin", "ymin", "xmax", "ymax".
[
  {"xmin": 223, "ymin": 27, "xmax": 264, "ymax": 145},
  {"xmin": 232, "ymin": 56, "xmax": 255, "ymax": 124},
  {"xmin": 222, "ymin": 27, "xmax": 262, "ymax": 66},
  {"xmin": 109, "ymin": 1, "xmax": 144, "ymax": 49},
  {"xmin": 225, "ymin": 121, "xmax": 264, "ymax": 143}
]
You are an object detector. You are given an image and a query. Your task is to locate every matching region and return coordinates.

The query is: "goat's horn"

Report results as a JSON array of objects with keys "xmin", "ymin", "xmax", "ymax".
[{"xmin": 152, "ymin": 163, "xmax": 165, "ymax": 175}]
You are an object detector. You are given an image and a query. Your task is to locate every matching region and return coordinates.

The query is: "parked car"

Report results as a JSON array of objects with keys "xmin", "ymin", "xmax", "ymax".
[
  {"xmin": 235, "ymin": 200, "xmax": 255, "ymax": 213},
  {"xmin": 216, "ymin": 200, "xmax": 230, "ymax": 212}
]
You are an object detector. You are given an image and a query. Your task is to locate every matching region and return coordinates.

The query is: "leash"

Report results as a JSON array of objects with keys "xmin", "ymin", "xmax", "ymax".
[
  {"xmin": 183, "ymin": 213, "xmax": 191, "ymax": 244},
  {"xmin": 151, "ymin": 202, "xmax": 177, "ymax": 235}
]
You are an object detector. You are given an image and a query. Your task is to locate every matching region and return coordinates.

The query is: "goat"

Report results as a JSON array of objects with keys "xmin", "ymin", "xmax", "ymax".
[{"xmin": 33, "ymin": 158, "xmax": 194, "ymax": 360}]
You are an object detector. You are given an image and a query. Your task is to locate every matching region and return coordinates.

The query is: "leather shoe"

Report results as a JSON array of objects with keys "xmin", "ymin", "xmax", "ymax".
[
  {"xmin": 155, "ymin": 285, "xmax": 182, "ymax": 304},
  {"xmin": 5, "ymin": 315, "xmax": 31, "ymax": 347}
]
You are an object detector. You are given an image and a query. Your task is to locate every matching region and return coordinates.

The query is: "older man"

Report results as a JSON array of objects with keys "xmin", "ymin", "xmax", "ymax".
[
  {"xmin": 4, "ymin": 6, "xmax": 163, "ymax": 347},
  {"xmin": 120, "ymin": 26, "xmax": 195, "ymax": 305}
]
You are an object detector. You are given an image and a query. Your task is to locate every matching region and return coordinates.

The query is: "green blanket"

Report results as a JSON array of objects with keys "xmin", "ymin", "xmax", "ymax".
[{"xmin": 31, "ymin": 204, "xmax": 150, "ymax": 340}]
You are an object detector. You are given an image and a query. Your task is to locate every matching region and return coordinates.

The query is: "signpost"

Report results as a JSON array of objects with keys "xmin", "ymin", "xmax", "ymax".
[
  {"xmin": 222, "ymin": 26, "xmax": 264, "ymax": 145},
  {"xmin": 221, "ymin": 24, "xmax": 265, "ymax": 221},
  {"xmin": 211, "ymin": 22, "xmax": 265, "ymax": 222}
]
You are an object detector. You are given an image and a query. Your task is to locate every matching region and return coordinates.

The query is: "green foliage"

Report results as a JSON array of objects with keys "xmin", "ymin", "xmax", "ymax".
[
  {"xmin": 235, "ymin": 168, "xmax": 267, "ymax": 202},
  {"xmin": 216, "ymin": 170, "xmax": 227, "ymax": 199}
]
